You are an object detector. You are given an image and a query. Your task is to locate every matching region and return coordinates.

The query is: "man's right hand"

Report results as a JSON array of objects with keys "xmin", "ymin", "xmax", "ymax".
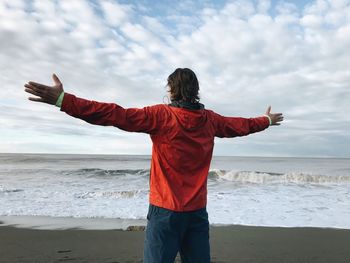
[
  {"xmin": 24, "ymin": 74, "xmax": 64, "ymax": 105},
  {"xmin": 265, "ymin": 106, "xmax": 284, "ymax": 126}
]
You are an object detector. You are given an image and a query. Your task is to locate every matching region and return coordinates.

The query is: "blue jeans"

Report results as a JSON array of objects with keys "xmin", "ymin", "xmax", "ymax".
[{"xmin": 143, "ymin": 204, "xmax": 210, "ymax": 263}]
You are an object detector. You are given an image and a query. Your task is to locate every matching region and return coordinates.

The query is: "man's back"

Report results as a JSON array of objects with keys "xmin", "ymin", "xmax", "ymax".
[
  {"xmin": 147, "ymin": 104, "xmax": 269, "ymax": 211},
  {"xmin": 149, "ymin": 104, "xmax": 216, "ymax": 211}
]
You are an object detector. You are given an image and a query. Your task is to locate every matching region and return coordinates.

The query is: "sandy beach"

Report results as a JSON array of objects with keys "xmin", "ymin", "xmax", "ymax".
[{"xmin": 1, "ymin": 223, "xmax": 350, "ymax": 263}]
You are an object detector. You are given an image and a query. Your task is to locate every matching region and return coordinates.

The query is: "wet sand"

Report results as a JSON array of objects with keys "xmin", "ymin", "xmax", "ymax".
[{"xmin": 1, "ymin": 224, "xmax": 350, "ymax": 262}]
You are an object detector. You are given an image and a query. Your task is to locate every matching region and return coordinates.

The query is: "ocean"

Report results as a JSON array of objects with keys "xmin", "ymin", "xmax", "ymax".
[{"xmin": 0, "ymin": 153, "xmax": 349, "ymax": 229}]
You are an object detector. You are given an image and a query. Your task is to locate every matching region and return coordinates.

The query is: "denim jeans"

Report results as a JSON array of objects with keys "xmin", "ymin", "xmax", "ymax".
[{"xmin": 143, "ymin": 204, "xmax": 210, "ymax": 263}]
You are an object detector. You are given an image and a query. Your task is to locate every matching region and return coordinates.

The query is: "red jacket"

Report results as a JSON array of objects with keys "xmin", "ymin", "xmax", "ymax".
[{"xmin": 61, "ymin": 93, "xmax": 269, "ymax": 211}]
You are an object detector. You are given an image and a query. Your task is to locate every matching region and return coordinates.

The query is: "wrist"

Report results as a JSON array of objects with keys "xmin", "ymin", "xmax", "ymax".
[
  {"xmin": 263, "ymin": 114, "xmax": 272, "ymax": 126},
  {"xmin": 55, "ymin": 91, "xmax": 65, "ymax": 108}
]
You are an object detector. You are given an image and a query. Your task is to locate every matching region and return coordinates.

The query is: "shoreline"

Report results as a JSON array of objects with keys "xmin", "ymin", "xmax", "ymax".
[
  {"xmin": 1, "ymin": 215, "xmax": 349, "ymax": 231},
  {"xmin": 0, "ymin": 215, "xmax": 147, "ymax": 230},
  {"xmin": 1, "ymin": 223, "xmax": 350, "ymax": 263}
]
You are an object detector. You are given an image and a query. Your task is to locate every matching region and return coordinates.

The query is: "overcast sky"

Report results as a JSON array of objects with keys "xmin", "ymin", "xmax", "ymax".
[{"xmin": 0, "ymin": 0, "xmax": 349, "ymax": 157}]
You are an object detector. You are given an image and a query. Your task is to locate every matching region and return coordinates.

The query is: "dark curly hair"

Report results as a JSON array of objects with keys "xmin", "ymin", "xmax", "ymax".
[{"xmin": 167, "ymin": 68, "xmax": 200, "ymax": 103}]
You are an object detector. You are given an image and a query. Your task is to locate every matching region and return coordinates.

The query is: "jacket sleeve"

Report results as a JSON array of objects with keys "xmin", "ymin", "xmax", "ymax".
[
  {"xmin": 60, "ymin": 92, "xmax": 162, "ymax": 134},
  {"xmin": 212, "ymin": 112, "xmax": 270, "ymax": 138}
]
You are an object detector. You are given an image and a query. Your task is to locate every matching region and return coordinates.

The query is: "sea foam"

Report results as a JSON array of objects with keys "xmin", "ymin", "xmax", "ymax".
[{"xmin": 1, "ymin": 154, "xmax": 349, "ymax": 229}]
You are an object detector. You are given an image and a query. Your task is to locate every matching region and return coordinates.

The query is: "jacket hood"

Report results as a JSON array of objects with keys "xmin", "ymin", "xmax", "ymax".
[
  {"xmin": 169, "ymin": 100, "xmax": 205, "ymax": 110},
  {"xmin": 168, "ymin": 101, "xmax": 208, "ymax": 131}
]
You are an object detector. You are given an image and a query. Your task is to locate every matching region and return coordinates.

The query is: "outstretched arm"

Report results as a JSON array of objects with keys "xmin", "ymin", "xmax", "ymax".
[
  {"xmin": 24, "ymin": 74, "xmax": 162, "ymax": 134},
  {"xmin": 214, "ymin": 106, "xmax": 284, "ymax": 138}
]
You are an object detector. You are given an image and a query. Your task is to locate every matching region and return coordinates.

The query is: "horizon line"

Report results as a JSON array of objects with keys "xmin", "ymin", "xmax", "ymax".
[{"xmin": 0, "ymin": 152, "xmax": 349, "ymax": 159}]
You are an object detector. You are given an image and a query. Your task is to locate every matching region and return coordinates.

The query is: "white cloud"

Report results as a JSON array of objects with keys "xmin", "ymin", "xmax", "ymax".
[
  {"xmin": 300, "ymin": 14, "xmax": 323, "ymax": 27},
  {"xmin": 0, "ymin": 0, "xmax": 349, "ymax": 157},
  {"xmin": 141, "ymin": 15, "xmax": 170, "ymax": 36},
  {"xmin": 276, "ymin": 2, "xmax": 298, "ymax": 15},
  {"xmin": 100, "ymin": 0, "xmax": 133, "ymax": 27},
  {"xmin": 1, "ymin": 0, "xmax": 26, "ymax": 9},
  {"xmin": 257, "ymin": 0, "xmax": 271, "ymax": 13},
  {"xmin": 304, "ymin": 0, "xmax": 330, "ymax": 14}
]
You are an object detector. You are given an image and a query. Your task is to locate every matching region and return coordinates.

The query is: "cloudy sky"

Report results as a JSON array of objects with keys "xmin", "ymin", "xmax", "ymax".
[{"xmin": 0, "ymin": 0, "xmax": 349, "ymax": 157}]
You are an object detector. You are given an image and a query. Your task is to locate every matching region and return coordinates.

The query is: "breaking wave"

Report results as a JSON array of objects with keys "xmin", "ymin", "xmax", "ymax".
[
  {"xmin": 62, "ymin": 168, "xmax": 349, "ymax": 185},
  {"xmin": 75, "ymin": 189, "xmax": 149, "ymax": 199},
  {"xmin": 66, "ymin": 168, "xmax": 150, "ymax": 177},
  {"xmin": 208, "ymin": 170, "xmax": 350, "ymax": 184},
  {"xmin": 0, "ymin": 187, "xmax": 24, "ymax": 193}
]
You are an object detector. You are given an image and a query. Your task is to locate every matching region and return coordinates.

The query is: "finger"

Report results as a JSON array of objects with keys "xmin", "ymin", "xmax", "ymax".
[
  {"xmin": 271, "ymin": 113, "xmax": 283, "ymax": 118},
  {"xmin": 52, "ymin": 73, "xmax": 62, "ymax": 85},
  {"xmin": 24, "ymin": 87, "xmax": 42, "ymax": 97},
  {"xmin": 24, "ymin": 83, "xmax": 35, "ymax": 91},
  {"xmin": 28, "ymin": 97, "xmax": 45, "ymax": 102},
  {"xmin": 24, "ymin": 83, "xmax": 44, "ymax": 94},
  {"xmin": 24, "ymin": 83, "xmax": 36, "ymax": 89},
  {"xmin": 265, "ymin": 105, "xmax": 271, "ymax": 115},
  {"xmin": 28, "ymin": 81, "xmax": 51, "ymax": 89}
]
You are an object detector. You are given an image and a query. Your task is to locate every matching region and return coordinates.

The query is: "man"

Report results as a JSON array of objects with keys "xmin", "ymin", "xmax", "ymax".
[{"xmin": 24, "ymin": 68, "xmax": 283, "ymax": 262}]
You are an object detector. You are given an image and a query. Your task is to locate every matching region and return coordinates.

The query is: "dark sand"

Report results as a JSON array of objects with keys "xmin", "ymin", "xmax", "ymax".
[{"xmin": 1, "ymin": 224, "xmax": 350, "ymax": 263}]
